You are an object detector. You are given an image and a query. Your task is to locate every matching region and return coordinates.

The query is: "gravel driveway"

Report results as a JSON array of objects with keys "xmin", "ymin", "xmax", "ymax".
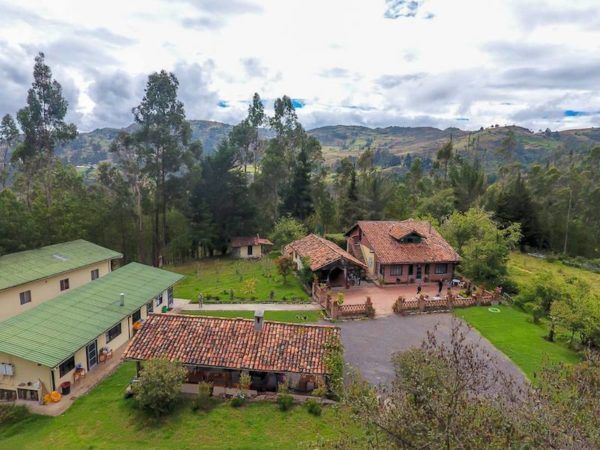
[{"xmin": 338, "ymin": 313, "xmax": 526, "ymax": 386}]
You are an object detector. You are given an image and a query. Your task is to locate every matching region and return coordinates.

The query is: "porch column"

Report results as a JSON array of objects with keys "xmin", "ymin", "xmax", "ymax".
[{"xmin": 344, "ymin": 266, "xmax": 348, "ymax": 289}]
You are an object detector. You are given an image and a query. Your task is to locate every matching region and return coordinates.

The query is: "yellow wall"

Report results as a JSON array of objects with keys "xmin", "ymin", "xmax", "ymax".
[
  {"xmin": 0, "ymin": 290, "xmax": 167, "ymax": 398},
  {"xmin": 0, "ymin": 260, "xmax": 113, "ymax": 321},
  {"xmin": 236, "ymin": 245, "xmax": 262, "ymax": 259},
  {"xmin": 0, "ymin": 351, "xmax": 53, "ymax": 395},
  {"xmin": 359, "ymin": 244, "xmax": 375, "ymax": 274}
]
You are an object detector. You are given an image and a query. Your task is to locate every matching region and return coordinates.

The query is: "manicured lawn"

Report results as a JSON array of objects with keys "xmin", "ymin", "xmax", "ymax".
[
  {"xmin": 183, "ymin": 310, "xmax": 324, "ymax": 324},
  {"xmin": 455, "ymin": 305, "xmax": 581, "ymax": 380},
  {"xmin": 0, "ymin": 363, "xmax": 361, "ymax": 449},
  {"xmin": 169, "ymin": 256, "xmax": 309, "ymax": 303},
  {"xmin": 508, "ymin": 252, "xmax": 600, "ymax": 291}
]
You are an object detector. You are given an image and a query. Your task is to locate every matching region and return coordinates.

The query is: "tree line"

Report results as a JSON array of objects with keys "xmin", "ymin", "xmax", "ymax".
[{"xmin": 1, "ymin": 53, "xmax": 598, "ymax": 274}]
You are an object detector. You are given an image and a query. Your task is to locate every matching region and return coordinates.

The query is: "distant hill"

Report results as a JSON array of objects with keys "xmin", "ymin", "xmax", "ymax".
[
  {"xmin": 56, "ymin": 120, "xmax": 600, "ymax": 172},
  {"xmin": 57, "ymin": 120, "xmax": 234, "ymax": 165}
]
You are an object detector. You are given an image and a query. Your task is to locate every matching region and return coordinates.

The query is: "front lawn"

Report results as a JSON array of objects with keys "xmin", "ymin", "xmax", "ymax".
[
  {"xmin": 0, "ymin": 363, "xmax": 361, "ymax": 449},
  {"xmin": 183, "ymin": 310, "xmax": 323, "ymax": 324},
  {"xmin": 169, "ymin": 256, "xmax": 309, "ymax": 303},
  {"xmin": 455, "ymin": 305, "xmax": 581, "ymax": 380}
]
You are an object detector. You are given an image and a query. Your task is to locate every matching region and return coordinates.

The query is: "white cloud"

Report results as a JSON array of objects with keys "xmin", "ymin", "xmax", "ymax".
[{"xmin": 0, "ymin": 0, "xmax": 599, "ymax": 131}]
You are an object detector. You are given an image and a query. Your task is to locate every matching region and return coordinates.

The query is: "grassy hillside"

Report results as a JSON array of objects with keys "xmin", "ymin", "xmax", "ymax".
[
  {"xmin": 508, "ymin": 252, "xmax": 600, "ymax": 292},
  {"xmin": 55, "ymin": 121, "xmax": 600, "ymax": 172}
]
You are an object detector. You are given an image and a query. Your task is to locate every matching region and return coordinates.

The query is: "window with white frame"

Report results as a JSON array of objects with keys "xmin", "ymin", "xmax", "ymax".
[
  {"xmin": 390, "ymin": 265, "xmax": 403, "ymax": 276},
  {"xmin": 435, "ymin": 263, "xmax": 448, "ymax": 274},
  {"xmin": 91, "ymin": 269, "xmax": 99, "ymax": 280}
]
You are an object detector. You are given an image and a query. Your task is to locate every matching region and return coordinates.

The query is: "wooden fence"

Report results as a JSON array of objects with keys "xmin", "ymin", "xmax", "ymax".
[
  {"xmin": 312, "ymin": 283, "xmax": 374, "ymax": 319},
  {"xmin": 393, "ymin": 288, "xmax": 502, "ymax": 315}
]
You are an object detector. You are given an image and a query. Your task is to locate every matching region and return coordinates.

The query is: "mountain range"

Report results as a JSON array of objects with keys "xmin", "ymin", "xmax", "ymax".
[{"xmin": 57, "ymin": 120, "xmax": 600, "ymax": 173}]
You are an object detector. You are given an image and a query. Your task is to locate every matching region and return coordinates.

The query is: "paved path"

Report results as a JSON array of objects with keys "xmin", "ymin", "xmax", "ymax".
[
  {"xmin": 338, "ymin": 313, "xmax": 526, "ymax": 387},
  {"xmin": 172, "ymin": 298, "xmax": 321, "ymax": 312}
]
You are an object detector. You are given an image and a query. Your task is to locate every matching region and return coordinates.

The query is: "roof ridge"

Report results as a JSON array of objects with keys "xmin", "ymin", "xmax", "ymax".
[{"xmin": 156, "ymin": 313, "xmax": 339, "ymax": 329}]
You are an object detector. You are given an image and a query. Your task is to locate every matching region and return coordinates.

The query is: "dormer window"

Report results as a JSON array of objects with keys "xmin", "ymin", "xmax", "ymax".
[{"xmin": 399, "ymin": 232, "xmax": 423, "ymax": 244}]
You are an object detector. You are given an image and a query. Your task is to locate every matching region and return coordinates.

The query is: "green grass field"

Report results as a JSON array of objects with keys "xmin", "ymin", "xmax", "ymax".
[
  {"xmin": 455, "ymin": 305, "xmax": 581, "ymax": 380},
  {"xmin": 182, "ymin": 310, "xmax": 323, "ymax": 324},
  {"xmin": 508, "ymin": 252, "xmax": 600, "ymax": 291},
  {"xmin": 169, "ymin": 256, "xmax": 309, "ymax": 303},
  {"xmin": 0, "ymin": 363, "xmax": 361, "ymax": 449}
]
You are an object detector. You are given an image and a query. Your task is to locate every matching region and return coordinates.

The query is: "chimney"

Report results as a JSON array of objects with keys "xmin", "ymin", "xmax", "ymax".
[
  {"xmin": 119, "ymin": 293, "xmax": 125, "ymax": 307},
  {"xmin": 254, "ymin": 310, "xmax": 264, "ymax": 332}
]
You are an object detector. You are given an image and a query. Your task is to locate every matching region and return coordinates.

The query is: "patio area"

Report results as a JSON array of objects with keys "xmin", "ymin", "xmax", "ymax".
[
  {"xmin": 15, "ymin": 345, "xmax": 126, "ymax": 416},
  {"xmin": 335, "ymin": 282, "xmax": 446, "ymax": 316}
]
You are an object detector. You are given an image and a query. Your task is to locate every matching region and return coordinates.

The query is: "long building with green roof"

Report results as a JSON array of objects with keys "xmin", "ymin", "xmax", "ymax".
[
  {"xmin": 0, "ymin": 262, "xmax": 182, "ymax": 403},
  {"xmin": 0, "ymin": 239, "xmax": 123, "ymax": 321}
]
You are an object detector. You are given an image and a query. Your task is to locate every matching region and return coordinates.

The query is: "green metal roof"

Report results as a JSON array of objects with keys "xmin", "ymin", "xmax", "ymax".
[
  {"xmin": 0, "ymin": 263, "xmax": 182, "ymax": 368},
  {"xmin": 0, "ymin": 239, "xmax": 122, "ymax": 292}
]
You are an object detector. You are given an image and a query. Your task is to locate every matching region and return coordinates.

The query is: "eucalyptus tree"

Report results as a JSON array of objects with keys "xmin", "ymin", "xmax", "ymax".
[
  {"xmin": 0, "ymin": 114, "xmax": 19, "ymax": 189},
  {"xmin": 132, "ymin": 70, "xmax": 200, "ymax": 265},
  {"xmin": 12, "ymin": 52, "xmax": 77, "ymax": 207}
]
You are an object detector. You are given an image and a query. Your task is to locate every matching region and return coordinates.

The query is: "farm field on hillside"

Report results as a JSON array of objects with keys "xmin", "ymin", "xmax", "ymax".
[
  {"xmin": 0, "ymin": 363, "xmax": 361, "ymax": 450},
  {"xmin": 170, "ymin": 256, "xmax": 309, "ymax": 303},
  {"xmin": 456, "ymin": 305, "xmax": 581, "ymax": 380},
  {"xmin": 508, "ymin": 253, "xmax": 600, "ymax": 291}
]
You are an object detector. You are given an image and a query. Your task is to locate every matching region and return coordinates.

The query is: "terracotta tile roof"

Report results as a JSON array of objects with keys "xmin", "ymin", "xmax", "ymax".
[
  {"xmin": 230, "ymin": 236, "xmax": 273, "ymax": 248},
  {"xmin": 350, "ymin": 220, "xmax": 461, "ymax": 264},
  {"xmin": 123, "ymin": 314, "xmax": 340, "ymax": 375},
  {"xmin": 283, "ymin": 234, "xmax": 367, "ymax": 271}
]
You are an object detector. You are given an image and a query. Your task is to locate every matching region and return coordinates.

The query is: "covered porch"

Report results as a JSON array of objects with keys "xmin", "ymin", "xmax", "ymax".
[
  {"xmin": 315, "ymin": 260, "xmax": 365, "ymax": 288},
  {"xmin": 135, "ymin": 362, "xmax": 324, "ymax": 394}
]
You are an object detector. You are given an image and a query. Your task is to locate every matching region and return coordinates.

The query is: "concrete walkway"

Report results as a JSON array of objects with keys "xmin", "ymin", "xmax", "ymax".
[{"xmin": 172, "ymin": 298, "xmax": 321, "ymax": 312}]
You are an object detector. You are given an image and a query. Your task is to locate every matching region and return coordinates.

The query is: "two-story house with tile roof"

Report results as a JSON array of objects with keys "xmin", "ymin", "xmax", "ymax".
[{"xmin": 345, "ymin": 220, "xmax": 461, "ymax": 284}]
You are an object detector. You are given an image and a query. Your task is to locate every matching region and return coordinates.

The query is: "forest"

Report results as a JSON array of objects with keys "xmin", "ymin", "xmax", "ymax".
[{"xmin": 1, "ymin": 53, "xmax": 599, "ymax": 276}]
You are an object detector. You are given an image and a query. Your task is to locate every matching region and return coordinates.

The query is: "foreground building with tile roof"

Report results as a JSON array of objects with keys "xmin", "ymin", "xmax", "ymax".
[
  {"xmin": 346, "ymin": 220, "xmax": 461, "ymax": 284},
  {"xmin": 124, "ymin": 313, "xmax": 340, "ymax": 393},
  {"xmin": 0, "ymin": 262, "xmax": 182, "ymax": 403},
  {"xmin": 0, "ymin": 240, "xmax": 122, "ymax": 321},
  {"xmin": 284, "ymin": 234, "xmax": 367, "ymax": 287}
]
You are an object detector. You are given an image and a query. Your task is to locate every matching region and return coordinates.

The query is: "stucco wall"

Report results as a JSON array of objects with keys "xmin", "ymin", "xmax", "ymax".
[
  {"xmin": 236, "ymin": 245, "xmax": 262, "ymax": 259},
  {"xmin": 0, "ymin": 289, "xmax": 168, "ymax": 398},
  {"xmin": 0, "ymin": 351, "xmax": 53, "ymax": 395},
  {"xmin": 0, "ymin": 260, "xmax": 113, "ymax": 321}
]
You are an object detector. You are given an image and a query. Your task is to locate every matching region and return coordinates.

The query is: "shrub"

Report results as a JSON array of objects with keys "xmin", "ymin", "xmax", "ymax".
[
  {"xmin": 239, "ymin": 371, "xmax": 252, "ymax": 391},
  {"xmin": 392, "ymin": 296, "xmax": 406, "ymax": 314},
  {"xmin": 305, "ymin": 398, "xmax": 322, "ymax": 416},
  {"xmin": 336, "ymin": 292, "xmax": 345, "ymax": 305},
  {"xmin": 312, "ymin": 382, "xmax": 328, "ymax": 398},
  {"xmin": 275, "ymin": 256, "xmax": 295, "ymax": 283},
  {"xmin": 231, "ymin": 392, "xmax": 246, "ymax": 408},
  {"xmin": 277, "ymin": 382, "xmax": 294, "ymax": 411},
  {"xmin": 132, "ymin": 359, "xmax": 187, "ymax": 417},
  {"xmin": 191, "ymin": 381, "xmax": 214, "ymax": 412},
  {"xmin": 0, "ymin": 404, "xmax": 29, "ymax": 425},
  {"xmin": 277, "ymin": 394, "xmax": 294, "ymax": 411}
]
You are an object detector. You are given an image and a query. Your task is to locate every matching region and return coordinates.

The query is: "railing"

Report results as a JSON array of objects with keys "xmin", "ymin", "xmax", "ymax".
[
  {"xmin": 393, "ymin": 288, "xmax": 503, "ymax": 315},
  {"xmin": 313, "ymin": 282, "xmax": 373, "ymax": 319}
]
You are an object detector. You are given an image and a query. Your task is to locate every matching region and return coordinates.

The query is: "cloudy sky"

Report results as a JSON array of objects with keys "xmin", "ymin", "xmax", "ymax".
[{"xmin": 1, "ymin": 0, "xmax": 599, "ymax": 132}]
